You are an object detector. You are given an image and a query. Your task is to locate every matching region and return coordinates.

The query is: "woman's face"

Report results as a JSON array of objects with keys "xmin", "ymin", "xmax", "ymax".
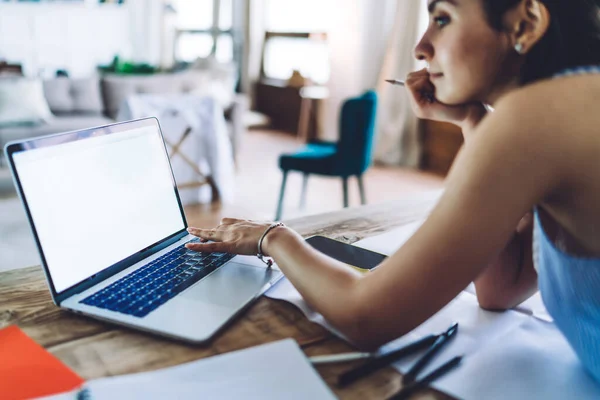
[{"xmin": 415, "ymin": 0, "xmax": 520, "ymax": 105}]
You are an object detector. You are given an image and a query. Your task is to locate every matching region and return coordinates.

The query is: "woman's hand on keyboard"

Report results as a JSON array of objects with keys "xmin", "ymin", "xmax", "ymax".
[{"xmin": 185, "ymin": 218, "xmax": 289, "ymax": 256}]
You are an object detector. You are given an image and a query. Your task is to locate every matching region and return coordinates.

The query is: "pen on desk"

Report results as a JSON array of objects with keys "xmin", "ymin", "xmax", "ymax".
[
  {"xmin": 402, "ymin": 322, "xmax": 459, "ymax": 384},
  {"xmin": 309, "ymin": 352, "xmax": 373, "ymax": 365},
  {"xmin": 388, "ymin": 356, "xmax": 463, "ymax": 400},
  {"xmin": 337, "ymin": 334, "xmax": 438, "ymax": 387}
]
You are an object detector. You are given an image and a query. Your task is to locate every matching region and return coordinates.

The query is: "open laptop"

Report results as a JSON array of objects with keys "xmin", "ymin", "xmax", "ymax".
[{"xmin": 4, "ymin": 117, "xmax": 283, "ymax": 343}]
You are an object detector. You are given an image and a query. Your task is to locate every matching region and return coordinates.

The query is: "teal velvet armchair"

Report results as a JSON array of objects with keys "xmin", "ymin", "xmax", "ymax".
[{"xmin": 275, "ymin": 90, "xmax": 378, "ymax": 220}]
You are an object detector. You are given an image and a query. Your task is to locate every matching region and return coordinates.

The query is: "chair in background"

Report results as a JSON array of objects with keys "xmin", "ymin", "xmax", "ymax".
[{"xmin": 275, "ymin": 90, "xmax": 378, "ymax": 220}]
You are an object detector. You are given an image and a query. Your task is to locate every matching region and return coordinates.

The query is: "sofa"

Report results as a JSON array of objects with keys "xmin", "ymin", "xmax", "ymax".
[{"xmin": 0, "ymin": 71, "xmax": 248, "ymax": 162}]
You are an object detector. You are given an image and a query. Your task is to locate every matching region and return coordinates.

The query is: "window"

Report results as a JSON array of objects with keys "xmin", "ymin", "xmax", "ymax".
[
  {"xmin": 261, "ymin": 0, "xmax": 333, "ymax": 84},
  {"xmin": 172, "ymin": 0, "xmax": 233, "ymax": 63}
]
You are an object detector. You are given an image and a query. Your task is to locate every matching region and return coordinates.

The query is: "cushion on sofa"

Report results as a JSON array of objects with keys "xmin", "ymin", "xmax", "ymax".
[
  {"xmin": 0, "ymin": 78, "xmax": 53, "ymax": 127},
  {"xmin": 43, "ymin": 77, "xmax": 104, "ymax": 115},
  {"xmin": 102, "ymin": 73, "xmax": 191, "ymax": 119},
  {"xmin": 101, "ymin": 69, "xmax": 236, "ymax": 119}
]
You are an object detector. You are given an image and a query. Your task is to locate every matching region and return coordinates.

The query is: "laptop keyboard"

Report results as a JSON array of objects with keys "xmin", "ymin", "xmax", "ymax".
[{"xmin": 79, "ymin": 239, "xmax": 235, "ymax": 318}]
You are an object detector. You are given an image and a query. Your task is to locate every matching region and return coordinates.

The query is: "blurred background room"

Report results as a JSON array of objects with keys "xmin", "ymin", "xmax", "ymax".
[{"xmin": 0, "ymin": 0, "xmax": 460, "ymax": 273}]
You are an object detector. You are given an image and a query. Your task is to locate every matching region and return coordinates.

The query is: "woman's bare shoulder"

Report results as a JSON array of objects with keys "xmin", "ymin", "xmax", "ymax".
[
  {"xmin": 466, "ymin": 74, "xmax": 600, "ymax": 199},
  {"xmin": 491, "ymin": 74, "xmax": 600, "ymax": 146},
  {"xmin": 498, "ymin": 74, "xmax": 600, "ymax": 123}
]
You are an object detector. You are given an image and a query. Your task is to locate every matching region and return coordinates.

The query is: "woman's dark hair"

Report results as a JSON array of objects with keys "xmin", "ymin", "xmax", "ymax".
[{"xmin": 482, "ymin": 0, "xmax": 600, "ymax": 84}]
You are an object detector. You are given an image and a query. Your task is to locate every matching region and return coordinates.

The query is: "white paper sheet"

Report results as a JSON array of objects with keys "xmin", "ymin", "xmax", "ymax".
[
  {"xmin": 431, "ymin": 318, "xmax": 600, "ymax": 400},
  {"xmin": 384, "ymin": 291, "xmax": 530, "ymax": 374},
  {"xmin": 45, "ymin": 340, "xmax": 335, "ymax": 400},
  {"xmin": 513, "ymin": 291, "xmax": 553, "ymax": 322}
]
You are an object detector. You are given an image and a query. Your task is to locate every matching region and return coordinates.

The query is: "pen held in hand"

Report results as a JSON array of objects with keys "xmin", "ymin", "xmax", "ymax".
[
  {"xmin": 385, "ymin": 79, "xmax": 435, "ymax": 103},
  {"xmin": 385, "ymin": 79, "xmax": 406, "ymax": 86}
]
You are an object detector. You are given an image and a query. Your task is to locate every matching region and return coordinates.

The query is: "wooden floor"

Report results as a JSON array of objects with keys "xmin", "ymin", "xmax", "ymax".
[{"xmin": 184, "ymin": 129, "xmax": 444, "ymax": 228}]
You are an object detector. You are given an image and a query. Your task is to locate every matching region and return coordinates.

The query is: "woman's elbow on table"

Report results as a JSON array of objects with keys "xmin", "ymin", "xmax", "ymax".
[
  {"xmin": 338, "ymin": 316, "xmax": 387, "ymax": 352},
  {"xmin": 476, "ymin": 290, "xmax": 514, "ymax": 311},
  {"xmin": 333, "ymin": 293, "xmax": 408, "ymax": 351}
]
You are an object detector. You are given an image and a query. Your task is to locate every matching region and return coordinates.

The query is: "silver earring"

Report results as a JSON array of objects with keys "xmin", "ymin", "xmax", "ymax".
[{"xmin": 515, "ymin": 43, "xmax": 524, "ymax": 54}]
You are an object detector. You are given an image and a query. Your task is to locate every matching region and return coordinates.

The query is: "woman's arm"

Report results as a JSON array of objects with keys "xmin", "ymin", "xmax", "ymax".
[
  {"xmin": 462, "ymin": 117, "xmax": 539, "ymax": 311},
  {"xmin": 474, "ymin": 212, "xmax": 538, "ymax": 310},
  {"xmin": 188, "ymin": 88, "xmax": 566, "ymax": 350},
  {"xmin": 453, "ymin": 103, "xmax": 537, "ymax": 311},
  {"xmin": 333, "ymin": 91, "xmax": 564, "ymax": 349}
]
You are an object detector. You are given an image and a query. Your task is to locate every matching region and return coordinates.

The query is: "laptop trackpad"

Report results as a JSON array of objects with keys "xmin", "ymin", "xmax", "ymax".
[{"xmin": 180, "ymin": 262, "xmax": 278, "ymax": 308}]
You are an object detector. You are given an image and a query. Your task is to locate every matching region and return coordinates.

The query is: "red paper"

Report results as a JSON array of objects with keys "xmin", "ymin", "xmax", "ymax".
[{"xmin": 0, "ymin": 325, "xmax": 84, "ymax": 400}]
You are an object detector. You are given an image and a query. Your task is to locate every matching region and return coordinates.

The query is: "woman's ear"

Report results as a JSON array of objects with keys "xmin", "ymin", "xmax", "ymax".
[{"xmin": 503, "ymin": 0, "xmax": 550, "ymax": 55}]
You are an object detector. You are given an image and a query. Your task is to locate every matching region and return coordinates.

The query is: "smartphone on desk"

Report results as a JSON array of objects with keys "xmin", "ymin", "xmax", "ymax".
[{"xmin": 305, "ymin": 235, "xmax": 387, "ymax": 273}]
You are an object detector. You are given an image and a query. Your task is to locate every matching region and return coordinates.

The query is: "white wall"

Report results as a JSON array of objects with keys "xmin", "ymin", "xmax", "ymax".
[{"xmin": 0, "ymin": 1, "xmax": 132, "ymax": 77}]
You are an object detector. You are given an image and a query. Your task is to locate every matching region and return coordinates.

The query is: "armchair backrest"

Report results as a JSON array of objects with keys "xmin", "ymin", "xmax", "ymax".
[{"xmin": 335, "ymin": 90, "xmax": 378, "ymax": 176}]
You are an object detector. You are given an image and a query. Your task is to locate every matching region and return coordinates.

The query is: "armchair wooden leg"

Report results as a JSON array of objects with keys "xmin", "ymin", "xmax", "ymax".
[
  {"xmin": 358, "ymin": 175, "xmax": 366, "ymax": 205},
  {"xmin": 275, "ymin": 171, "xmax": 288, "ymax": 221},
  {"xmin": 342, "ymin": 177, "xmax": 349, "ymax": 208},
  {"xmin": 300, "ymin": 173, "xmax": 309, "ymax": 210}
]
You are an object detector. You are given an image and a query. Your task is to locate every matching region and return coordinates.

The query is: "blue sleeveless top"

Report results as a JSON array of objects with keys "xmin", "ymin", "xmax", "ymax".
[{"xmin": 533, "ymin": 65, "xmax": 600, "ymax": 383}]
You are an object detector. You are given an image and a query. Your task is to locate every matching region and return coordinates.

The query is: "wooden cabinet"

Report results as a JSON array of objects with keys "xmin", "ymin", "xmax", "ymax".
[
  {"xmin": 254, "ymin": 80, "xmax": 319, "ymax": 140},
  {"xmin": 420, "ymin": 120, "xmax": 464, "ymax": 176}
]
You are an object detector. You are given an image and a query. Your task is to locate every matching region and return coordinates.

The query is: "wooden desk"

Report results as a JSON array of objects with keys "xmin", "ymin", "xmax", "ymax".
[{"xmin": 0, "ymin": 191, "xmax": 452, "ymax": 399}]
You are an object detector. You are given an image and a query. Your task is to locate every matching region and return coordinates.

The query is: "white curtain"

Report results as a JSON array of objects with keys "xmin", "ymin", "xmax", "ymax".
[
  {"xmin": 322, "ymin": 0, "xmax": 427, "ymax": 165},
  {"xmin": 241, "ymin": 0, "xmax": 266, "ymax": 103},
  {"xmin": 373, "ymin": 0, "xmax": 427, "ymax": 166},
  {"xmin": 318, "ymin": 0, "xmax": 366, "ymax": 141}
]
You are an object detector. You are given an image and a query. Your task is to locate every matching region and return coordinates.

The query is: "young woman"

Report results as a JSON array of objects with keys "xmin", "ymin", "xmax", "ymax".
[{"xmin": 186, "ymin": 0, "xmax": 600, "ymax": 382}]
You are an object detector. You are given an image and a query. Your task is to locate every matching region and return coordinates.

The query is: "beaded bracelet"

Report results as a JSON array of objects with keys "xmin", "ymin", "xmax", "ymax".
[{"xmin": 257, "ymin": 222, "xmax": 285, "ymax": 267}]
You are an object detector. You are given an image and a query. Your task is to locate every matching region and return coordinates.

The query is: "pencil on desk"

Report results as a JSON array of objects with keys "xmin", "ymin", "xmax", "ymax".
[{"xmin": 309, "ymin": 352, "xmax": 373, "ymax": 365}]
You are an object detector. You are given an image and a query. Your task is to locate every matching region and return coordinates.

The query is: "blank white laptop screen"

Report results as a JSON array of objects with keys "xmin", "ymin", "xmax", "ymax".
[{"xmin": 13, "ymin": 125, "xmax": 186, "ymax": 293}]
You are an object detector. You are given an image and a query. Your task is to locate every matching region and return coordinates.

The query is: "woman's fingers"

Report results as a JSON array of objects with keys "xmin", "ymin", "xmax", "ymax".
[
  {"xmin": 186, "ymin": 219, "xmax": 276, "ymax": 256},
  {"xmin": 405, "ymin": 68, "xmax": 478, "ymax": 124},
  {"xmin": 185, "ymin": 241, "xmax": 232, "ymax": 253},
  {"xmin": 406, "ymin": 74, "xmax": 436, "ymax": 104},
  {"xmin": 187, "ymin": 227, "xmax": 222, "ymax": 241}
]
